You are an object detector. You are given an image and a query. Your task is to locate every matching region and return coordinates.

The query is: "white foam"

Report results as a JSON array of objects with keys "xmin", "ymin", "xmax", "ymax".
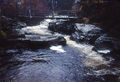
[
  {"xmin": 64, "ymin": 36, "xmax": 109, "ymax": 67},
  {"xmin": 50, "ymin": 45, "xmax": 66, "ymax": 53},
  {"xmin": 21, "ymin": 19, "xmax": 54, "ymax": 35},
  {"xmin": 97, "ymin": 50, "xmax": 111, "ymax": 54}
]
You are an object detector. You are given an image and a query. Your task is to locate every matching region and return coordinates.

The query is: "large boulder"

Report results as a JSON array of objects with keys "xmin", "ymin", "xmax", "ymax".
[
  {"xmin": 85, "ymin": 28, "xmax": 103, "ymax": 44},
  {"xmin": 94, "ymin": 34, "xmax": 120, "ymax": 57},
  {"xmin": 48, "ymin": 21, "xmax": 76, "ymax": 35},
  {"xmin": 70, "ymin": 27, "xmax": 103, "ymax": 44},
  {"xmin": 70, "ymin": 30, "xmax": 85, "ymax": 43}
]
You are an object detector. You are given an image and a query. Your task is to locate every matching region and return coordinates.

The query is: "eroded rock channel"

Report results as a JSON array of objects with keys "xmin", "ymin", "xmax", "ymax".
[{"xmin": 0, "ymin": 18, "xmax": 120, "ymax": 82}]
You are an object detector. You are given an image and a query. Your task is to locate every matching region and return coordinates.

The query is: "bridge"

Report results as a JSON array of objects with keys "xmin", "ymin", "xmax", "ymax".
[{"xmin": 18, "ymin": 10, "xmax": 78, "ymax": 19}]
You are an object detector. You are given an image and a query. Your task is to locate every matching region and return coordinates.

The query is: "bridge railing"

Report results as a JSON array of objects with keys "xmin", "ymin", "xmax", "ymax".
[
  {"xmin": 18, "ymin": 10, "xmax": 78, "ymax": 18},
  {"xmin": 56, "ymin": 10, "xmax": 77, "ymax": 16}
]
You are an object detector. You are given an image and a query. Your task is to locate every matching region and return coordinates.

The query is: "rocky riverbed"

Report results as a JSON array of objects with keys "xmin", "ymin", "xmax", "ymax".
[{"xmin": 0, "ymin": 17, "xmax": 120, "ymax": 82}]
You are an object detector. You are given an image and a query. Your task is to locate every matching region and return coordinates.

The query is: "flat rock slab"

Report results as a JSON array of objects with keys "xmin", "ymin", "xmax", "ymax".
[{"xmin": 0, "ymin": 35, "xmax": 66, "ymax": 49}]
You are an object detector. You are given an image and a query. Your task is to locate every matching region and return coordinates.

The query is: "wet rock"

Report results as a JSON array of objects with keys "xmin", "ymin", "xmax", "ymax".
[
  {"xmin": 0, "ymin": 16, "xmax": 26, "ymax": 41},
  {"xmin": 0, "ymin": 16, "xmax": 27, "ymax": 30},
  {"xmin": 48, "ymin": 21, "xmax": 75, "ymax": 35},
  {"xmin": 48, "ymin": 22, "xmax": 56, "ymax": 31},
  {"xmin": 70, "ymin": 30, "xmax": 85, "ymax": 42},
  {"xmin": 23, "ymin": 35, "xmax": 66, "ymax": 46},
  {"xmin": 0, "ymin": 16, "xmax": 16, "ymax": 28},
  {"xmin": 0, "ymin": 35, "xmax": 66, "ymax": 49},
  {"xmin": 17, "ymin": 22, "xmax": 27, "ymax": 27},
  {"xmin": 94, "ymin": 34, "xmax": 120, "ymax": 56},
  {"xmin": 71, "ymin": 28, "xmax": 103, "ymax": 44},
  {"xmin": 85, "ymin": 29, "xmax": 103, "ymax": 44}
]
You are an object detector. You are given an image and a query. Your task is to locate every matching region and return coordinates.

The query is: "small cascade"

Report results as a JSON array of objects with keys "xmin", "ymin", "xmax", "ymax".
[{"xmin": 1, "ymin": 15, "xmax": 120, "ymax": 81}]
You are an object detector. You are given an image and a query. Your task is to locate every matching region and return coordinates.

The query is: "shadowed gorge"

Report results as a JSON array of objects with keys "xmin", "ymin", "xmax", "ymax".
[{"xmin": 0, "ymin": 0, "xmax": 120, "ymax": 82}]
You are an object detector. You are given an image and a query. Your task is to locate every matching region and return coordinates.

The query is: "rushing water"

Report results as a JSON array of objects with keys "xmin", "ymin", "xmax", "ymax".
[{"xmin": 0, "ymin": 18, "xmax": 120, "ymax": 82}]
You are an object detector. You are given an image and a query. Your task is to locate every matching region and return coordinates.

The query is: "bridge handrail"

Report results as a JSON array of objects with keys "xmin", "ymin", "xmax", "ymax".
[{"xmin": 18, "ymin": 10, "xmax": 77, "ymax": 18}]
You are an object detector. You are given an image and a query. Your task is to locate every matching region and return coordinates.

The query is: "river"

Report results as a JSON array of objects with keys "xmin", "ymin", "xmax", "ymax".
[{"xmin": 0, "ymin": 18, "xmax": 120, "ymax": 82}]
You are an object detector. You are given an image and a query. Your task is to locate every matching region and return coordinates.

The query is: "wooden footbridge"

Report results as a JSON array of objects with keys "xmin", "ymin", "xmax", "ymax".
[{"xmin": 18, "ymin": 10, "xmax": 78, "ymax": 19}]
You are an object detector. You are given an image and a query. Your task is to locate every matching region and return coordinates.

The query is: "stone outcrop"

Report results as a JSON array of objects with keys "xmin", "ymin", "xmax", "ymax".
[
  {"xmin": 0, "ymin": 35, "xmax": 66, "ymax": 49},
  {"xmin": 48, "ymin": 21, "xmax": 76, "ymax": 35},
  {"xmin": 77, "ymin": 0, "xmax": 120, "ymax": 39},
  {"xmin": 70, "ymin": 24, "xmax": 103, "ymax": 44},
  {"xmin": 0, "ymin": 16, "xmax": 66, "ymax": 49},
  {"xmin": 94, "ymin": 34, "xmax": 120, "ymax": 53}
]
